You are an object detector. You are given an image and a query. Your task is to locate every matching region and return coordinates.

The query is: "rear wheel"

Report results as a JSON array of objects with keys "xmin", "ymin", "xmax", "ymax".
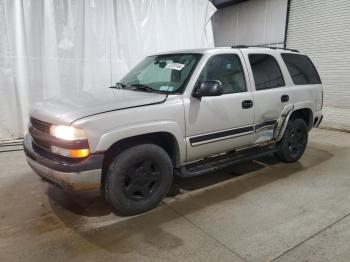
[
  {"xmin": 275, "ymin": 118, "xmax": 308, "ymax": 163},
  {"xmin": 105, "ymin": 144, "xmax": 173, "ymax": 216}
]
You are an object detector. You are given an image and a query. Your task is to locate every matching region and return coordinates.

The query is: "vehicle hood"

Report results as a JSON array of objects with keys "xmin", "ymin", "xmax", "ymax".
[{"xmin": 30, "ymin": 88, "xmax": 167, "ymax": 125}]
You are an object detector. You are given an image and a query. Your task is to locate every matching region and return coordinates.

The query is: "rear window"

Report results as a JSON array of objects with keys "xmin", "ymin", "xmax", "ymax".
[
  {"xmin": 249, "ymin": 54, "xmax": 285, "ymax": 91},
  {"xmin": 281, "ymin": 53, "xmax": 321, "ymax": 85}
]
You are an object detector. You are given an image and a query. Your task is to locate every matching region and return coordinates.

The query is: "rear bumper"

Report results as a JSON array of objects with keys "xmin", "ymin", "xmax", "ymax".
[{"xmin": 24, "ymin": 134, "xmax": 103, "ymax": 192}]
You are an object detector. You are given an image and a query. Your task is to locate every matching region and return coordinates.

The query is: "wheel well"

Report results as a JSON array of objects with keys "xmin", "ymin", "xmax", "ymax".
[
  {"xmin": 290, "ymin": 108, "xmax": 313, "ymax": 130},
  {"xmin": 100, "ymin": 132, "xmax": 179, "ymax": 191}
]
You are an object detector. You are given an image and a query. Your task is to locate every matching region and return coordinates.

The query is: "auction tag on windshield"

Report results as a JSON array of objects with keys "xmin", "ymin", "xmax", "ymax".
[{"xmin": 165, "ymin": 63, "xmax": 185, "ymax": 71}]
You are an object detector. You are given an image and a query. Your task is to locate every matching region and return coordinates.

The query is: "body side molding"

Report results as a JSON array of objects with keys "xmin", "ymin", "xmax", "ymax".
[{"xmin": 189, "ymin": 119, "xmax": 279, "ymax": 147}]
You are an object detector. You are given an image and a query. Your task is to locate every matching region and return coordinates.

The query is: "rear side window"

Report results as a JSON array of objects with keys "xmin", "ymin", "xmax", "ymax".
[
  {"xmin": 249, "ymin": 54, "xmax": 285, "ymax": 90},
  {"xmin": 281, "ymin": 53, "xmax": 321, "ymax": 85}
]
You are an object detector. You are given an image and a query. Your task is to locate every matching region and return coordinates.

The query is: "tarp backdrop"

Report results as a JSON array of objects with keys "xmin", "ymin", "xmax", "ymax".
[{"xmin": 0, "ymin": 0, "xmax": 216, "ymax": 141}]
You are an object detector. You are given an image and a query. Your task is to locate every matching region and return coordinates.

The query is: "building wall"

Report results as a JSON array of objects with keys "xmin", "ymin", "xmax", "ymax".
[
  {"xmin": 287, "ymin": 0, "xmax": 350, "ymax": 131},
  {"xmin": 212, "ymin": 0, "xmax": 288, "ymax": 47}
]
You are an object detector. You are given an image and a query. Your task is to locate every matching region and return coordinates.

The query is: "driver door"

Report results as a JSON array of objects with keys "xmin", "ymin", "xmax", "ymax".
[{"xmin": 184, "ymin": 52, "xmax": 256, "ymax": 162}]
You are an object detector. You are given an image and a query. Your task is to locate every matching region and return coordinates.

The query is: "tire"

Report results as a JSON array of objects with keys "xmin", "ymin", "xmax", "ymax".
[
  {"xmin": 275, "ymin": 118, "xmax": 308, "ymax": 163},
  {"xmin": 105, "ymin": 144, "xmax": 173, "ymax": 216}
]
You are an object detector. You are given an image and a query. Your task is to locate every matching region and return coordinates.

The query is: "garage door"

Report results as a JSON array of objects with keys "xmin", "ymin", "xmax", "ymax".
[{"xmin": 286, "ymin": 0, "xmax": 350, "ymax": 131}]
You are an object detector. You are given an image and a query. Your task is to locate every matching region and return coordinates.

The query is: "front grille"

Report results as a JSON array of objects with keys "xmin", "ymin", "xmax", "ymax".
[
  {"xmin": 30, "ymin": 117, "xmax": 51, "ymax": 134},
  {"xmin": 30, "ymin": 118, "xmax": 52, "ymax": 152},
  {"xmin": 32, "ymin": 137, "xmax": 50, "ymax": 151},
  {"xmin": 32, "ymin": 141, "xmax": 49, "ymax": 155}
]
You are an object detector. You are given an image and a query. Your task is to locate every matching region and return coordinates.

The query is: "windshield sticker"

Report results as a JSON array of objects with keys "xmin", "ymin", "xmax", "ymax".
[
  {"xmin": 160, "ymin": 86, "xmax": 174, "ymax": 92},
  {"xmin": 165, "ymin": 63, "xmax": 185, "ymax": 71}
]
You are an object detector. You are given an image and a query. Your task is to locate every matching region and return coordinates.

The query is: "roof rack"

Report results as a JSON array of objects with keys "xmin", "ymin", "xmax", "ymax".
[{"xmin": 231, "ymin": 45, "xmax": 299, "ymax": 53}]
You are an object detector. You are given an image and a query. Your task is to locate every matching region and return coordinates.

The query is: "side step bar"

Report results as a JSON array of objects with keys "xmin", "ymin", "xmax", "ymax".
[{"xmin": 176, "ymin": 145, "xmax": 278, "ymax": 178}]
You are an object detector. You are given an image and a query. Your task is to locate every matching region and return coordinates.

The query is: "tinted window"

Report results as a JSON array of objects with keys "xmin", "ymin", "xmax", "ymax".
[
  {"xmin": 198, "ymin": 54, "xmax": 246, "ymax": 94},
  {"xmin": 281, "ymin": 53, "xmax": 321, "ymax": 85},
  {"xmin": 249, "ymin": 54, "xmax": 285, "ymax": 90}
]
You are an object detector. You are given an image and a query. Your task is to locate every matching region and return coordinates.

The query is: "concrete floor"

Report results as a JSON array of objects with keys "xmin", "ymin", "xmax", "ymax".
[{"xmin": 0, "ymin": 128, "xmax": 349, "ymax": 262}]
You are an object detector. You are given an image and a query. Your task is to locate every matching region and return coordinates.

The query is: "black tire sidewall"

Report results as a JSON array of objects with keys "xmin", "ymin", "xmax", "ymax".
[
  {"xmin": 276, "ymin": 118, "xmax": 308, "ymax": 163},
  {"xmin": 105, "ymin": 144, "xmax": 173, "ymax": 216}
]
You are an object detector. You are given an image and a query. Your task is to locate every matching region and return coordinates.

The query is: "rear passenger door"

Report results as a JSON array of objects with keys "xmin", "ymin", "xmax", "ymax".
[{"xmin": 243, "ymin": 52, "xmax": 292, "ymax": 143}]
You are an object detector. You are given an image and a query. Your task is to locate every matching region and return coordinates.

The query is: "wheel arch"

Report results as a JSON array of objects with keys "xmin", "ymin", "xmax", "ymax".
[
  {"xmin": 290, "ymin": 108, "xmax": 313, "ymax": 130},
  {"xmin": 100, "ymin": 131, "xmax": 181, "ymax": 192},
  {"xmin": 276, "ymin": 103, "xmax": 314, "ymax": 142}
]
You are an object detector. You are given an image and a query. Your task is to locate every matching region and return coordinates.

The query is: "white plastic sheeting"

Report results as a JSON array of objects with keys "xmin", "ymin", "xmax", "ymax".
[{"xmin": 0, "ymin": 0, "xmax": 216, "ymax": 141}]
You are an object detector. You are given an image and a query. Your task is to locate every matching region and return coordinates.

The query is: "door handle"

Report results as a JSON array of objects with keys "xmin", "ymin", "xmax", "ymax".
[
  {"xmin": 242, "ymin": 100, "xmax": 253, "ymax": 109},
  {"xmin": 281, "ymin": 95, "xmax": 289, "ymax": 102}
]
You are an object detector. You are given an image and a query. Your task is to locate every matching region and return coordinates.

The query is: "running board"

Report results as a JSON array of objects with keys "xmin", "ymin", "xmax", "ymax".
[{"xmin": 176, "ymin": 145, "xmax": 278, "ymax": 178}]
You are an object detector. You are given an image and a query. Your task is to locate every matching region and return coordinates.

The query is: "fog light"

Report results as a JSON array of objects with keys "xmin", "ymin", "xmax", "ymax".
[{"xmin": 51, "ymin": 145, "xmax": 90, "ymax": 158}]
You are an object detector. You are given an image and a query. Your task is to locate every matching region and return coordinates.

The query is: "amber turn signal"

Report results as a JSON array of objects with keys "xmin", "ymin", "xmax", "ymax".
[{"xmin": 51, "ymin": 146, "xmax": 90, "ymax": 158}]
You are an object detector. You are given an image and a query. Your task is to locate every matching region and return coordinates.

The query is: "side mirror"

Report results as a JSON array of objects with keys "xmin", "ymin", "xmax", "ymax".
[{"xmin": 192, "ymin": 80, "xmax": 223, "ymax": 99}]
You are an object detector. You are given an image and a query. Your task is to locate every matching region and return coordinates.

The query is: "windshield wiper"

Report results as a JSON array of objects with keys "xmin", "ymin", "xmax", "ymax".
[
  {"xmin": 113, "ymin": 83, "xmax": 169, "ymax": 94},
  {"xmin": 128, "ymin": 84, "xmax": 157, "ymax": 93},
  {"xmin": 109, "ymin": 82, "xmax": 126, "ymax": 89}
]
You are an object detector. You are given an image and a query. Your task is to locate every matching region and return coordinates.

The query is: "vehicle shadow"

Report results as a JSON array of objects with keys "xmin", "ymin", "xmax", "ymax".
[
  {"xmin": 46, "ymin": 145, "xmax": 333, "ymax": 254},
  {"xmin": 170, "ymin": 159, "xmax": 267, "ymax": 194},
  {"xmin": 48, "ymin": 145, "xmax": 332, "ymax": 218},
  {"xmin": 46, "ymin": 156, "xmax": 268, "ymax": 218}
]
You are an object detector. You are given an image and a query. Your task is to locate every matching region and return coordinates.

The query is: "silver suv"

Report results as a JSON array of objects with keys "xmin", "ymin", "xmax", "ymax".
[{"xmin": 24, "ymin": 46, "xmax": 323, "ymax": 215}]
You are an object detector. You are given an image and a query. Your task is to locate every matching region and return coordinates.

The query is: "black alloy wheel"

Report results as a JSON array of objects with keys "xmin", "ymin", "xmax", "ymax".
[
  {"xmin": 287, "ymin": 124, "xmax": 307, "ymax": 158},
  {"xmin": 105, "ymin": 143, "xmax": 173, "ymax": 216},
  {"xmin": 123, "ymin": 159, "xmax": 161, "ymax": 201},
  {"xmin": 275, "ymin": 118, "xmax": 308, "ymax": 163}
]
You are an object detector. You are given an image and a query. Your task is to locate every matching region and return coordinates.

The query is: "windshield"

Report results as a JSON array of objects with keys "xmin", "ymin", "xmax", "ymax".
[{"xmin": 120, "ymin": 53, "xmax": 202, "ymax": 93}]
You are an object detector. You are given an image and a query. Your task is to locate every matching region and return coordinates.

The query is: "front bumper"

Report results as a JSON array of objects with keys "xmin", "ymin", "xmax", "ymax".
[{"xmin": 24, "ymin": 134, "xmax": 103, "ymax": 192}]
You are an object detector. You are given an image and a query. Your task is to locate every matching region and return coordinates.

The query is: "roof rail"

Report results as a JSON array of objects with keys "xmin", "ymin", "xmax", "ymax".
[
  {"xmin": 231, "ymin": 45, "xmax": 299, "ymax": 53},
  {"xmin": 231, "ymin": 45, "xmax": 249, "ymax": 49}
]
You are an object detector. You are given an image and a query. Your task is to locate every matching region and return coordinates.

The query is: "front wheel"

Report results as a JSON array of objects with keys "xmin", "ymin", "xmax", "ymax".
[
  {"xmin": 275, "ymin": 118, "xmax": 308, "ymax": 163},
  {"xmin": 105, "ymin": 144, "xmax": 173, "ymax": 216}
]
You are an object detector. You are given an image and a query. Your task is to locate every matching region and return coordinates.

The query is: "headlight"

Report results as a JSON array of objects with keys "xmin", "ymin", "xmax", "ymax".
[
  {"xmin": 49, "ymin": 125, "xmax": 89, "ymax": 158},
  {"xmin": 50, "ymin": 125, "xmax": 87, "ymax": 141}
]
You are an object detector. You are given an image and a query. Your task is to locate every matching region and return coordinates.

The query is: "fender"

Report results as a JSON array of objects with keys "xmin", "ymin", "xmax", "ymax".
[
  {"xmin": 95, "ymin": 120, "xmax": 186, "ymax": 165},
  {"xmin": 275, "ymin": 101, "xmax": 314, "ymax": 142},
  {"xmin": 292, "ymin": 101, "xmax": 315, "ymax": 112},
  {"xmin": 274, "ymin": 104, "xmax": 294, "ymax": 141}
]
